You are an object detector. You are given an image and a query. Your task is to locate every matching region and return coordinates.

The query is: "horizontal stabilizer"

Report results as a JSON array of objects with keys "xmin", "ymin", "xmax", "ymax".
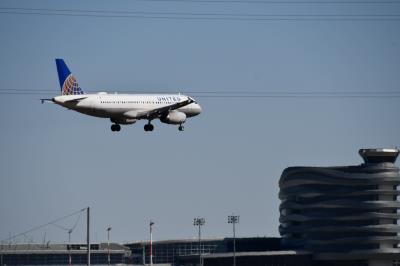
[{"xmin": 40, "ymin": 98, "xmax": 54, "ymax": 104}]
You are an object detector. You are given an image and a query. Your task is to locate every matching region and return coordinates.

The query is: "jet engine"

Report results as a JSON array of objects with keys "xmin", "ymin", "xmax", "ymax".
[
  {"xmin": 111, "ymin": 118, "xmax": 137, "ymax": 125},
  {"xmin": 160, "ymin": 111, "xmax": 187, "ymax": 125}
]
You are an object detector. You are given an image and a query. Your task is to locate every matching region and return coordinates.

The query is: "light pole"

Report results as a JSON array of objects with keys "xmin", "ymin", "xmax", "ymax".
[
  {"xmin": 228, "ymin": 215, "xmax": 239, "ymax": 266},
  {"xmin": 68, "ymin": 229, "xmax": 72, "ymax": 266},
  {"xmin": 193, "ymin": 217, "xmax": 205, "ymax": 266},
  {"xmin": 87, "ymin": 207, "xmax": 90, "ymax": 266},
  {"xmin": 150, "ymin": 221, "xmax": 154, "ymax": 266},
  {"xmin": 106, "ymin": 227, "xmax": 111, "ymax": 266}
]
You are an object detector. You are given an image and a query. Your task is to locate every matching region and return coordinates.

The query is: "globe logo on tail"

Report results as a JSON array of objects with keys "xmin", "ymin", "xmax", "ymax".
[{"xmin": 62, "ymin": 74, "xmax": 84, "ymax": 95}]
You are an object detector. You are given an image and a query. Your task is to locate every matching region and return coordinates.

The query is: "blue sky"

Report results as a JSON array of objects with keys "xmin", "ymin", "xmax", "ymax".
[{"xmin": 0, "ymin": 0, "xmax": 399, "ymax": 244}]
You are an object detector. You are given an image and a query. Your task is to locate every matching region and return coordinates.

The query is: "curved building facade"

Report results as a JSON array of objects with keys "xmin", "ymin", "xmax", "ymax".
[{"xmin": 279, "ymin": 149, "xmax": 400, "ymax": 265}]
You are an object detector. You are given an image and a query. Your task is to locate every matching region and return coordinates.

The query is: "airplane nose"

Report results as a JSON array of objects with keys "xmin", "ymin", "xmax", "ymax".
[{"xmin": 196, "ymin": 104, "xmax": 202, "ymax": 115}]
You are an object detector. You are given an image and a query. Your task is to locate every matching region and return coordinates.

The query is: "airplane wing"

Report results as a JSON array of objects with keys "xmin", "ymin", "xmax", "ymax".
[{"xmin": 124, "ymin": 97, "xmax": 195, "ymax": 120}]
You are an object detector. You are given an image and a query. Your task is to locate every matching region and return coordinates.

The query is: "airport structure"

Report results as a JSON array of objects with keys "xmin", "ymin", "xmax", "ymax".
[
  {"xmin": 279, "ymin": 148, "xmax": 400, "ymax": 266},
  {"xmin": 1, "ymin": 148, "xmax": 399, "ymax": 266},
  {"xmin": 0, "ymin": 243, "xmax": 131, "ymax": 265},
  {"xmin": 126, "ymin": 238, "xmax": 222, "ymax": 265},
  {"xmin": 128, "ymin": 237, "xmax": 283, "ymax": 265}
]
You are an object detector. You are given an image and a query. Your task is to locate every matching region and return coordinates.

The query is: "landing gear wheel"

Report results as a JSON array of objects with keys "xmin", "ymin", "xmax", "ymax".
[
  {"xmin": 144, "ymin": 123, "xmax": 154, "ymax": 132},
  {"xmin": 111, "ymin": 124, "xmax": 121, "ymax": 132},
  {"xmin": 179, "ymin": 125, "xmax": 184, "ymax": 131}
]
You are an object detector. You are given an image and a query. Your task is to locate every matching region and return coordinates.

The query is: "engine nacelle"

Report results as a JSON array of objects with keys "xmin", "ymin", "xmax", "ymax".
[
  {"xmin": 160, "ymin": 111, "xmax": 187, "ymax": 125},
  {"xmin": 111, "ymin": 118, "xmax": 137, "ymax": 125}
]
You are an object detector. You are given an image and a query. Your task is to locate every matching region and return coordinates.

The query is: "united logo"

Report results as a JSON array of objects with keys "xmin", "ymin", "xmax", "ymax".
[{"xmin": 62, "ymin": 74, "xmax": 84, "ymax": 95}]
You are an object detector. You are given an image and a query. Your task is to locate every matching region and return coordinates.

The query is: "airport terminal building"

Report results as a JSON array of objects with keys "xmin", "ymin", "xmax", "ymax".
[{"xmin": 0, "ymin": 243, "xmax": 131, "ymax": 265}]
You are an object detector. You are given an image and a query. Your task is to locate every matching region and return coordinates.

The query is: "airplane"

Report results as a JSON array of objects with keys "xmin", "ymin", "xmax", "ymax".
[{"xmin": 42, "ymin": 59, "xmax": 202, "ymax": 132}]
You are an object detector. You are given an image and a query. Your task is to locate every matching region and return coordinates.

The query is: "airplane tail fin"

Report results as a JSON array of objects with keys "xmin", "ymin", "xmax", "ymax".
[{"xmin": 55, "ymin": 59, "xmax": 85, "ymax": 95}]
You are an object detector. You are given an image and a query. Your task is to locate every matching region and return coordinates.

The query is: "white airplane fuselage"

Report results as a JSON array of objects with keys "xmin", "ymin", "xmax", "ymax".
[{"xmin": 53, "ymin": 93, "xmax": 202, "ymax": 125}]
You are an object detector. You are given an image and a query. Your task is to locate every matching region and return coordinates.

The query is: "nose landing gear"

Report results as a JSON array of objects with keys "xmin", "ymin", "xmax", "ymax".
[{"xmin": 178, "ymin": 124, "xmax": 184, "ymax": 131}]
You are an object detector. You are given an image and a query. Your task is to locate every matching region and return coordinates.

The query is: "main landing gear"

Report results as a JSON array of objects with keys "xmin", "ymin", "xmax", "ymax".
[
  {"xmin": 144, "ymin": 123, "xmax": 154, "ymax": 132},
  {"xmin": 111, "ymin": 124, "xmax": 121, "ymax": 132},
  {"xmin": 178, "ymin": 124, "xmax": 184, "ymax": 131}
]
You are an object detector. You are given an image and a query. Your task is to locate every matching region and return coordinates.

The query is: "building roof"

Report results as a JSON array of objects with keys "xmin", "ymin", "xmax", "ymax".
[
  {"xmin": 127, "ymin": 238, "xmax": 224, "ymax": 246},
  {"xmin": 202, "ymin": 250, "xmax": 311, "ymax": 259}
]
